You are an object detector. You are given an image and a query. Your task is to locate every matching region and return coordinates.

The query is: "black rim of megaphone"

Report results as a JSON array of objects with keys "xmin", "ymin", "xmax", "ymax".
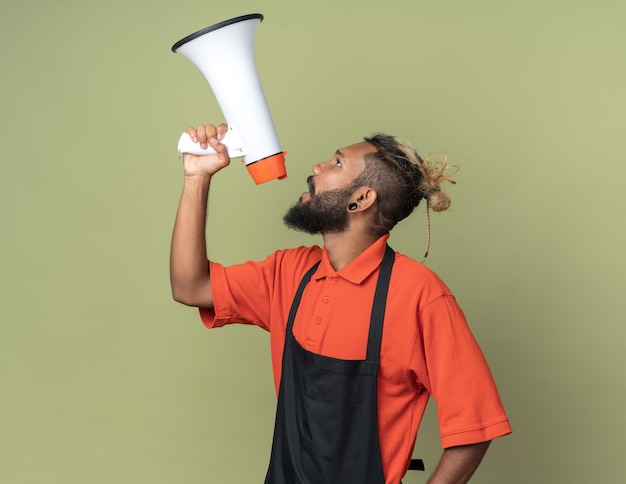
[{"xmin": 172, "ymin": 13, "xmax": 264, "ymax": 52}]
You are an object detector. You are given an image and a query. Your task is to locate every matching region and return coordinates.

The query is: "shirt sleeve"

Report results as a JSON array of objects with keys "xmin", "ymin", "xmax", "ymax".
[
  {"xmin": 418, "ymin": 294, "xmax": 512, "ymax": 448},
  {"xmin": 199, "ymin": 246, "xmax": 323, "ymax": 332},
  {"xmin": 199, "ymin": 258, "xmax": 275, "ymax": 331}
]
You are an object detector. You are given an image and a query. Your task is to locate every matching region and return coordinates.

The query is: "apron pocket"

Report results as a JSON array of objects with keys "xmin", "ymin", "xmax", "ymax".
[{"xmin": 301, "ymin": 352, "xmax": 376, "ymax": 459}]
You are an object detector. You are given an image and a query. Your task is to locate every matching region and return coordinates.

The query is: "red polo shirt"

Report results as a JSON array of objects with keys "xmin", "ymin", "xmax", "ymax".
[{"xmin": 200, "ymin": 235, "xmax": 511, "ymax": 483}]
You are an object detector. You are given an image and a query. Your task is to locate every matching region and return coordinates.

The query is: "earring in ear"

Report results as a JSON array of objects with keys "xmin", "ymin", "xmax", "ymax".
[{"xmin": 348, "ymin": 202, "xmax": 358, "ymax": 211}]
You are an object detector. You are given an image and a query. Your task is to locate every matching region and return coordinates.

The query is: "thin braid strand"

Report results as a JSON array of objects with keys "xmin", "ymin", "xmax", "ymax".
[{"xmin": 421, "ymin": 205, "xmax": 431, "ymax": 264}]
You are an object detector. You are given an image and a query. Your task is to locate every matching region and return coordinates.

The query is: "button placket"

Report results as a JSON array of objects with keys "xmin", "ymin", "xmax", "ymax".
[{"xmin": 306, "ymin": 275, "xmax": 340, "ymax": 346}]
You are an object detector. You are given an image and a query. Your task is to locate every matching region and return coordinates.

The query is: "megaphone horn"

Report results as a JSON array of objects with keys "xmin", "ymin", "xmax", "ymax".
[{"xmin": 172, "ymin": 14, "xmax": 287, "ymax": 185}]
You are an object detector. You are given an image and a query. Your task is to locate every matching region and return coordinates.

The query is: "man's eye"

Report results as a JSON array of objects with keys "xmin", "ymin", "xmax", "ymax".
[{"xmin": 335, "ymin": 159, "xmax": 342, "ymax": 167}]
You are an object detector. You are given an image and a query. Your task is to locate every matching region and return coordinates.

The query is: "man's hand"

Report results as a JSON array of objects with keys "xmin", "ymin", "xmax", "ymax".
[{"xmin": 182, "ymin": 123, "xmax": 231, "ymax": 178}]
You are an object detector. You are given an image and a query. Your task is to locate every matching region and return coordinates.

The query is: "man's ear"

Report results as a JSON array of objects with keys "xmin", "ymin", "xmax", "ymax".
[{"xmin": 351, "ymin": 186, "xmax": 377, "ymax": 212}]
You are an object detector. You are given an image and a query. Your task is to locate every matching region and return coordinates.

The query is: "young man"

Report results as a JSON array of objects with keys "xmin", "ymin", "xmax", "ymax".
[{"xmin": 170, "ymin": 124, "xmax": 512, "ymax": 483}]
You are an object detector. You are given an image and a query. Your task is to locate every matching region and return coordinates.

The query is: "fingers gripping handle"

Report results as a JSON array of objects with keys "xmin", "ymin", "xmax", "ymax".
[{"xmin": 177, "ymin": 125, "xmax": 247, "ymax": 158}]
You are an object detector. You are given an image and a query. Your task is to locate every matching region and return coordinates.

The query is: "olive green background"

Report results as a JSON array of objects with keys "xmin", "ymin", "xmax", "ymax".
[{"xmin": 1, "ymin": 0, "xmax": 624, "ymax": 482}]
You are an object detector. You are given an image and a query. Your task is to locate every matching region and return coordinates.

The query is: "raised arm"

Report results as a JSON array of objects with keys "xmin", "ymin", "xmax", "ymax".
[{"xmin": 170, "ymin": 123, "xmax": 230, "ymax": 308}]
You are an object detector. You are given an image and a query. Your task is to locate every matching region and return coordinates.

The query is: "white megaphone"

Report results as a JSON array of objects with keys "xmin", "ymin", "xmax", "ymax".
[{"xmin": 172, "ymin": 14, "xmax": 287, "ymax": 185}]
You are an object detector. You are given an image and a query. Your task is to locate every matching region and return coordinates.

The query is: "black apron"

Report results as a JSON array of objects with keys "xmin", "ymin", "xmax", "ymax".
[{"xmin": 265, "ymin": 246, "xmax": 395, "ymax": 484}]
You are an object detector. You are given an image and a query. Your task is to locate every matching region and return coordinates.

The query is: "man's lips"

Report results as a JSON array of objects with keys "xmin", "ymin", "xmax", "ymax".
[
  {"xmin": 297, "ymin": 176, "xmax": 315, "ymax": 202},
  {"xmin": 306, "ymin": 176, "xmax": 315, "ymax": 195}
]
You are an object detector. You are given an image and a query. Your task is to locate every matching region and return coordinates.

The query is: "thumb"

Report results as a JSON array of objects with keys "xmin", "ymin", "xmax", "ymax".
[{"xmin": 208, "ymin": 136, "xmax": 230, "ymax": 165}]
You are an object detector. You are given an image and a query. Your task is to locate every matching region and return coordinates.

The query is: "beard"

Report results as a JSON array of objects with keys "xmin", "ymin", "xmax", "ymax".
[{"xmin": 283, "ymin": 181, "xmax": 354, "ymax": 235}]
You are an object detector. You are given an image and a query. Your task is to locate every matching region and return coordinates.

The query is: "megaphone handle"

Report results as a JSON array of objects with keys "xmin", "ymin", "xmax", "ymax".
[{"xmin": 177, "ymin": 125, "xmax": 247, "ymax": 158}]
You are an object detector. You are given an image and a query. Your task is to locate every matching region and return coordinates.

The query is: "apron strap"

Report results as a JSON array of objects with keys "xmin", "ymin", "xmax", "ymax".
[
  {"xmin": 286, "ymin": 244, "xmax": 394, "ymax": 361},
  {"xmin": 365, "ymin": 245, "xmax": 395, "ymax": 362},
  {"xmin": 285, "ymin": 261, "xmax": 320, "ymax": 334},
  {"xmin": 408, "ymin": 458, "xmax": 425, "ymax": 471}
]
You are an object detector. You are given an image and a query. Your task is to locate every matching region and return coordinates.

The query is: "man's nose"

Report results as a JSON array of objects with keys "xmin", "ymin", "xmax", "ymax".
[{"xmin": 313, "ymin": 158, "xmax": 334, "ymax": 175}]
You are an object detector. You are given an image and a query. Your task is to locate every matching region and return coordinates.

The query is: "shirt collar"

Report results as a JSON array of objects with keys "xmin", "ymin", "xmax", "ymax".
[{"xmin": 315, "ymin": 234, "xmax": 391, "ymax": 284}]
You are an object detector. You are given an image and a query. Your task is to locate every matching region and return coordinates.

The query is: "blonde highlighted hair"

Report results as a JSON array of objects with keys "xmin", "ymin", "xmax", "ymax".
[{"xmin": 354, "ymin": 133, "xmax": 458, "ymax": 236}]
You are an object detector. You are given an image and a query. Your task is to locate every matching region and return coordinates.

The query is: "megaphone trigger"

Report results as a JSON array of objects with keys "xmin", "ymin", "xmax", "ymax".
[{"xmin": 177, "ymin": 124, "xmax": 247, "ymax": 158}]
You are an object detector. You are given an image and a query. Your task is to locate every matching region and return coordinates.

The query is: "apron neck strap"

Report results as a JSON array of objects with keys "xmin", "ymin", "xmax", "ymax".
[
  {"xmin": 365, "ymin": 244, "xmax": 395, "ymax": 362},
  {"xmin": 286, "ymin": 244, "xmax": 396, "ymax": 363},
  {"xmin": 286, "ymin": 261, "xmax": 320, "ymax": 334}
]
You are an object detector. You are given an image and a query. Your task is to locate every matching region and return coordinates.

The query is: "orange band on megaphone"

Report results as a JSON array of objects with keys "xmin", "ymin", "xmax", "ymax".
[{"xmin": 245, "ymin": 152, "xmax": 287, "ymax": 185}]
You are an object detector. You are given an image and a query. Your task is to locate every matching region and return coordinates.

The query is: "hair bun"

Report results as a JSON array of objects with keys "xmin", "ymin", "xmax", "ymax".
[
  {"xmin": 418, "ymin": 154, "xmax": 458, "ymax": 212},
  {"xmin": 425, "ymin": 189, "xmax": 451, "ymax": 212}
]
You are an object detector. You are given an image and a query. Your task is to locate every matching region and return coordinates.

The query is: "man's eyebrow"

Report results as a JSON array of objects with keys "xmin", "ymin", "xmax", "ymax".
[{"xmin": 335, "ymin": 149, "xmax": 345, "ymax": 159}]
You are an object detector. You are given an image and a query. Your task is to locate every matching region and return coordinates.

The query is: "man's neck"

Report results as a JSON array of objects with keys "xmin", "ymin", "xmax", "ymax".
[{"xmin": 322, "ymin": 230, "xmax": 380, "ymax": 271}]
